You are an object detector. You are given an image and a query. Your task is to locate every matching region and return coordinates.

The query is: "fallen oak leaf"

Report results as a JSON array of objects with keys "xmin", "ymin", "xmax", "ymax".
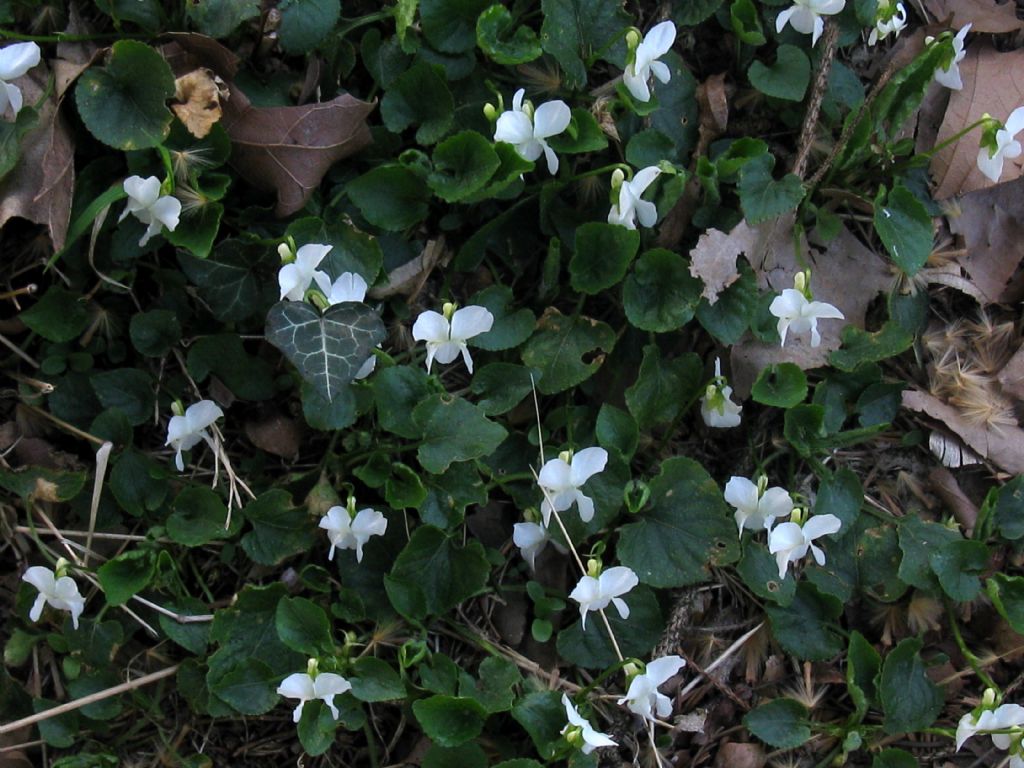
[
  {"xmin": 172, "ymin": 68, "xmax": 228, "ymax": 139},
  {"xmin": 688, "ymin": 222, "xmax": 758, "ymax": 304},
  {"xmin": 921, "ymin": 0, "xmax": 1024, "ymax": 33}
]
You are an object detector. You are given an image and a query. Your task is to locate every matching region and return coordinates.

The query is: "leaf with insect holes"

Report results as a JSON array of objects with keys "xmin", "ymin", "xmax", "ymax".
[{"xmin": 265, "ymin": 301, "xmax": 386, "ymax": 403}]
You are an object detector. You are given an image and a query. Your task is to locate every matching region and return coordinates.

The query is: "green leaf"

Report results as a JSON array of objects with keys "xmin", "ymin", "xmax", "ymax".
[
  {"xmin": 830, "ymin": 322, "xmax": 914, "ymax": 372},
  {"xmin": 167, "ymin": 486, "xmax": 238, "ymax": 546},
  {"xmin": 737, "ymin": 541, "xmax": 796, "ymax": 606},
  {"xmin": 424, "ymin": 744, "xmax": 487, "ymax": 768},
  {"xmin": 302, "ymin": 380, "xmax": 358, "ymax": 431},
  {"xmin": 428, "ymin": 131, "xmax": 501, "ymax": 202},
  {"xmin": 158, "ymin": 597, "xmax": 211, "ymax": 655},
  {"xmin": 696, "ymin": 266, "xmax": 759, "ymax": 344},
  {"xmin": 626, "ymin": 130, "xmax": 676, "ymax": 169},
  {"xmin": 596, "ymin": 403, "xmax": 639, "ymax": 460},
  {"xmin": 462, "ymin": 656, "xmax": 521, "ymax": 713},
  {"xmin": 929, "ymin": 539, "xmax": 988, "ymax": 602},
  {"xmin": 649, "ymin": 54, "xmax": 699, "ymax": 157},
  {"xmin": 241, "ymin": 489, "xmax": 316, "ymax": 566},
  {"xmin": 751, "ymin": 363, "xmax": 807, "ymax": 408},
  {"xmin": 109, "ymin": 450, "xmax": 167, "ymax": 516},
  {"xmin": 275, "ymin": 597, "xmax": 332, "ymax": 655},
  {"xmin": 380, "ymin": 61, "xmax": 454, "ymax": 145},
  {"xmin": 387, "ymin": 525, "xmax": 491, "ymax": 619},
  {"xmin": 420, "ymin": 463, "xmax": 487, "ymax": 529},
  {"xmin": 673, "ymin": 0, "xmax": 724, "ymax": 24},
  {"xmin": 90, "ymin": 369, "xmax": 154, "ymax": 426},
  {"xmin": 618, "ymin": 457, "xmax": 739, "ymax": 587},
  {"xmin": 987, "ymin": 573, "xmax": 1024, "ymax": 634},
  {"xmin": 470, "ymin": 363, "xmax": 535, "ymax": 416},
  {"xmin": 187, "ymin": 334, "xmax": 276, "ymax": 401},
  {"xmin": 879, "ymin": 637, "xmax": 943, "ymax": 734},
  {"xmin": 296, "ymin": 700, "xmax": 342, "ymax": 756},
  {"xmin": 871, "ymin": 749, "xmax": 918, "ymax": 768},
  {"xmin": 413, "ymin": 394, "xmax": 508, "ymax": 474},
  {"xmin": 512, "ymin": 691, "xmax": 564, "ymax": 760},
  {"xmin": 469, "ymin": 284, "xmax": 536, "ymax": 351},
  {"xmin": 278, "ymin": 0, "xmax": 340, "ymax": 53},
  {"xmin": 623, "ymin": 248, "xmax": 702, "ymax": 333},
  {"xmin": 815, "ymin": 468, "xmax": 862, "ymax": 531},
  {"xmin": 208, "ymin": 584, "xmax": 303, "ymax": 675},
  {"xmin": 738, "ymin": 152, "xmax": 805, "ymax": 224},
  {"xmin": 350, "ymin": 657, "xmax": 405, "ymax": 702},
  {"xmin": 287, "ymin": 217, "xmax": 384, "ymax": 286},
  {"xmin": 385, "ymin": 462, "xmax": 428, "ymax": 509},
  {"xmin": 520, "ymin": 308, "xmax": 616, "ymax": 395},
  {"xmin": 748, "ymin": 45, "xmax": 810, "ymax": 101},
  {"xmin": 765, "ymin": 582, "xmax": 844, "ymax": 661},
  {"xmin": 129, "ymin": 310, "xmax": 181, "ymax": 357},
  {"xmin": 413, "ymin": 695, "xmax": 488, "ymax": 747},
  {"xmin": 265, "ymin": 300, "xmax": 386, "ymax": 403},
  {"xmin": 539, "ymin": 0, "xmax": 631, "ymax": 89},
  {"xmin": 207, "ymin": 658, "xmax": 278, "ymax": 715},
  {"xmin": 166, "ymin": 202, "xmax": 223, "ymax": 260},
  {"xmin": 98, "ymin": 549, "xmax": 155, "ymax": 606},
  {"xmin": 874, "ymin": 184, "xmax": 933, "ymax": 276},
  {"xmin": 744, "ymin": 699, "xmax": 810, "ymax": 748},
  {"xmin": 897, "ymin": 515, "xmax": 959, "ymax": 592},
  {"xmin": 421, "ymin": 0, "xmax": 490, "ymax": 52},
  {"xmin": 477, "ymin": 4, "xmax": 543, "ymax": 64},
  {"xmin": 858, "ymin": 523, "xmax": 907, "ymax": 602},
  {"xmin": 75, "ymin": 40, "xmax": 175, "ymax": 150},
  {"xmin": 20, "ymin": 287, "xmax": 88, "ymax": 343},
  {"xmin": 67, "ymin": 670, "xmax": 124, "ymax": 721},
  {"xmin": 374, "ymin": 365, "xmax": 432, "ymax": 438},
  {"xmin": 178, "ymin": 240, "xmax": 277, "ymax": 324},
  {"xmin": 546, "ymin": 108, "xmax": 608, "ymax": 154},
  {"xmin": 730, "ymin": 0, "xmax": 766, "ymax": 44},
  {"xmin": 847, "ymin": 630, "xmax": 881, "ymax": 718},
  {"xmin": 556, "ymin": 584, "xmax": 663, "ymax": 668},
  {"xmin": 0, "ymin": 106, "xmax": 37, "ymax": 181},
  {"xmin": 348, "ymin": 164, "xmax": 431, "ymax": 230},
  {"xmin": 186, "ymin": 0, "xmax": 260, "ymax": 37},
  {"xmin": 993, "ymin": 475, "xmax": 1024, "ymax": 539},
  {"xmin": 569, "ymin": 222, "xmax": 640, "ymax": 295},
  {"xmin": 624, "ymin": 346, "xmax": 702, "ymax": 431}
]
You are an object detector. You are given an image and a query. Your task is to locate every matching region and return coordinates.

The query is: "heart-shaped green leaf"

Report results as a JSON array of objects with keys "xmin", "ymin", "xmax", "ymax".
[{"xmin": 265, "ymin": 301, "xmax": 386, "ymax": 402}]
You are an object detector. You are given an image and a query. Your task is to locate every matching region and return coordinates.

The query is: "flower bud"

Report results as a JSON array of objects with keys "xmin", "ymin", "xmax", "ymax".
[
  {"xmin": 983, "ymin": 687, "xmax": 997, "ymax": 707},
  {"xmin": 346, "ymin": 495, "xmax": 357, "ymax": 517},
  {"xmin": 586, "ymin": 558, "xmax": 601, "ymax": 578},
  {"xmin": 171, "ymin": 400, "xmax": 186, "ymax": 418},
  {"xmin": 756, "ymin": 474, "xmax": 769, "ymax": 497},
  {"xmin": 483, "ymin": 103, "xmax": 498, "ymax": 121},
  {"xmin": 55, "ymin": 557, "xmax": 70, "ymax": 577},
  {"xmin": 622, "ymin": 660, "xmax": 641, "ymax": 679},
  {"xmin": 611, "ymin": 168, "xmax": 625, "ymax": 189},
  {"xmin": 564, "ymin": 725, "xmax": 584, "ymax": 747},
  {"xmin": 442, "ymin": 301, "xmax": 456, "ymax": 320},
  {"xmin": 306, "ymin": 657, "xmax": 319, "ymax": 676},
  {"xmin": 793, "ymin": 270, "xmax": 807, "ymax": 295},
  {"xmin": 625, "ymin": 28, "xmax": 642, "ymax": 52}
]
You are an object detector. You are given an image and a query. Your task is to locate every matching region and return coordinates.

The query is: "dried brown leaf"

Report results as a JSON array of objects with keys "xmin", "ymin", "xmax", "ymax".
[
  {"xmin": 244, "ymin": 413, "xmax": 304, "ymax": 461},
  {"xmin": 54, "ymin": 4, "xmax": 99, "ymax": 97},
  {"xmin": 0, "ymin": 66, "xmax": 74, "ymax": 250},
  {"xmin": 714, "ymin": 743, "xmax": 764, "ymax": 768},
  {"xmin": 688, "ymin": 225, "xmax": 754, "ymax": 305},
  {"xmin": 932, "ymin": 43, "xmax": 1024, "ymax": 199},
  {"xmin": 929, "ymin": 466, "xmax": 979, "ymax": 533},
  {"xmin": 997, "ymin": 342, "xmax": 1024, "ymax": 401},
  {"xmin": 730, "ymin": 221, "xmax": 893, "ymax": 396},
  {"xmin": 172, "ymin": 68, "xmax": 227, "ymax": 139},
  {"xmin": 368, "ymin": 237, "xmax": 449, "ymax": 300},
  {"xmin": 903, "ymin": 389, "xmax": 1024, "ymax": 474},
  {"xmin": 947, "ymin": 175, "xmax": 1024, "ymax": 303},
  {"xmin": 922, "ymin": 0, "xmax": 1024, "ymax": 33}
]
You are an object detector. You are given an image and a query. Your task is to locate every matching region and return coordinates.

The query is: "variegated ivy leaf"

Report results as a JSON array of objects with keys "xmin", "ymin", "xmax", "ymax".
[{"xmin": 265, "ymin": 301, "xmax": 386, "ymax": 402}]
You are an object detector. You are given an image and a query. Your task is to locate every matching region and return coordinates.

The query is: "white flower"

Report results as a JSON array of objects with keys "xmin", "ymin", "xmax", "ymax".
[
  {"xmin": 775, "ymin": 0, "xmax": 846, "ymax": 46},
  {"xmin": 617, "ymin": 655, "xmax": 686, "ymax": 721},
  {"xmin": 278, "ymin": 243, "xmax": 332, "ymax": 302},
  {"xmin": 769, "ymin": 273, "xmax": 844, "ymax": 348},
  {"xmin": 411, "ymin": 303, "xmax": 494, "ymax": 374},
  {"xmin": 493, "ymin": 88, "xmax": 571, "ymax": 174},
  {"xmin": 957, "ymin": 703, "xmax": 1024, "ymax": 751},
  {"xmin": 561, "ymin": 694, "xmax": 618, "ymax": 754},
  {"xmin": 608, "ymin": 166, "xmax": 661, "ymax": 229},
  {"xmin": 933, "ymin": 24, "xmax": 970, "ymax": 90},
  {"xmin": 768, "ymin": 514, "xmax": 842, "ymax": 579},
  {"xmin": 22, "ymin": 565, "xmax": 86, "ymax": 629},
  {"xmin": 319, "ymin": 505, "xmax": 388, "ymax": 562},
  {"xmin": 868, "ymin": 2, "xmax": 907, "ymax": 45},
  {"xmin": 277, "ymin": 671, "xmax": 352, "ymax": 723},
  {"xmin": 700, "ymin": 358, "xmax": 742, "ymax": 428},
  {"xmin": 0, "ymin": 42, "xmax": 39, "ymax": 119},
  {"xmin": 569, "ymin": 565, "xmax": 639, "ymax": 630},
  {"xmin": 977, "ymin": 107, "xmax": 1024, "ymax": 183},
  {"xmin": 724, "ymin": 476, "xmax": 793, "ymax": 537},
  {"xmin": 536, "ymin": 447, "xmax": 608, "ymax": 525},
  {"xmin": 513, "ymin": 521, "xmax": 549, "ymax": 570},
  {"xmin": 326, "ymin": 272, "xmax": 377, "ymax": 378},
  {"xmin": 623, "ymin": 21, "xmax": 676, "ymax": 102},
  {"xmin": 165, "ymin": 399, "xmax": 223, "ymax": 472},
  {"xmin": 119, "ymin": 176, "xmax": 182, "ymax": 247}
]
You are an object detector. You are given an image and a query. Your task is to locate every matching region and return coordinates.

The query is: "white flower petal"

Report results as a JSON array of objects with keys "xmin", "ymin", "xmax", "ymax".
[
  {"xmin": 0, "ymin": 42, "xmax": 40, "ymax": 81},
  {"xmin": 124, "ymin": 175, "xmax": 161, "ymax": 208},
  {"xmin": 450, "ymin": 305, "xmax": 494, "ymax": 341},
  {"xmin": 645, "ymin": 655, "xmax": 686, "ymax": 686},
  {"xmin": 643, "ymin": 21, "xmax": 677, "ymax": 58},
  {"xmin": 599, "ymin": 565, "xmax": 639, "ymax": 598},
  {"xmin": 494, "ymin": 110, "xmax": 535, "ymax": 147},
  {"xmin": 532, "ymin": 100, "xmax": 571, "ymax": 140},
  {"xmin": 412, "ymin": 310, "xmax": 450, "ymax": 343},
  {"xmin": 802, "ymin": 513, "xmax": 842, "ymax": 540},
  {"xmin": 150, "ymin": 196, "xmax": 182, "ymax": 232},
  {"xmin": 570, "ymin": 447, "xmax": 608, "ymax": 487}
]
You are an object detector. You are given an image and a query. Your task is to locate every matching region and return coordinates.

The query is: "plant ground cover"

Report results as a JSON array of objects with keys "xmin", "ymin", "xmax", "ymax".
[{"xmin": 3, "ymin": 1, "xmax": 1024, "ymax": 766}]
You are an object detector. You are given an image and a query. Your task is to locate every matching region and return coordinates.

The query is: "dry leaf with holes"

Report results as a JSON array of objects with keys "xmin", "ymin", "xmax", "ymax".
[
  {"xmin": 931, "ymin": 43, "xmax": 1024, "ymax": 199},
  {"xmin": 922, "ymin": 0, "xmax": 1024, "ymax": 33},
  {"xmin": 688, "ymin": 225, "xmax": 755, "ymax": 304},
  {"xmin": 172, "ymin": 68, "xmax": 227, "ymax": 138}
]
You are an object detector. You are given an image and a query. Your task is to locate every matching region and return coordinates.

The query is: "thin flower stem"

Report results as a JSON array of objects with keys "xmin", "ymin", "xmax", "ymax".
[
  {"xmin": 0, "ymin": 30, "xmax": 127, "ymax": 42},
  {"xmin": 947, "ymin": 600, "xmax": 999, "ymax": 691},
  {"xmin": 648, "ymin": 720, "xmax": 669, "ymax": 768},
  {"xmin": 916, "ymin": 117, "xmax": 991, "ymax": 161}
]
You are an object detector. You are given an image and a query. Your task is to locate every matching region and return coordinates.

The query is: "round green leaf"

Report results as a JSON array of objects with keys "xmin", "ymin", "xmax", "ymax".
[
  {"xmin": 129, "ymin": 309, "xmax": 181, "ymax": 357},
  {"xmin": 412, "ymin": 394, "xmax": 508, "ymax": 475},
  {"xmin": 569, "ymin": 222, "xmax": 639, "ymax": 295},
  {"xmin": 20, "ymin": 287, "xmax": 89, "ymax": 342},
  {"xmin": 556, "ymin": 584, "xmax": 663, "ymax": 668},
  {"xmin": 428, "ymin": 131, "xmax": 501, "ymax": 202},
  {"xmin": 873, "ymin": 184, "xmax": 933, "ymax": 276},
  {"xmin": 751, "ymin": 363, "xmax": 808, "ymax": 407},
  {"xmin": 748, "ymin": 44, "xmax": 810, "ymax": 101},
  {"xmin": 879, "ymin": 637, "xmax": 943, "ymax": 734},
  {"xmin": 278, "ymin": 0, "xmax": 340, "ymax": 53},
  {"xmin": 520, "ymin": 308, "xmax": 616, "ymax": 394},
  {"xmin": 167, "ymin": 486, "xmax": 238, "ymax": 546},
  {"xmin": 765, "ymin": 582, "xmax": 844, "ymax": 661},
  {"xmin": 413, "ymin": 695, "xmax": 487, "ymax": 747},
  {"xmin": 623, "ymin": 249, "xmax": 702, "ymax": 332},
  {"xmin": 98, "ymin": 549, "xmax": 155, "ymax": 607},
  {"xmin": 744, "ymin": 699, "xmax": 810, "ymax": 748},
  {"xmin": 350, "ymin": 657, "xmax": 405, "ymax": 702},
  {"xmin": 348, "ymin": 165, "xmax": 431, "ymax": 231},
  {"xmin": 275, "ymin": 596, "xmax": 332, "ymax": 655},
  {"xmin": 476, "ymin": 4, "xmax": 542, "ymax": 65},
  {"xmin": 75, "ymin": 40, "xmax": 175, "ymax": 150}
]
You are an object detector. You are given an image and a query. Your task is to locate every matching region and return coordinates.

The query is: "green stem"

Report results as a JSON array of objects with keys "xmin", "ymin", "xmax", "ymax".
[
  {"xmin": 338, "ymin": 9, "xmax": 395, "ymax": 37},
  {"xmin": 917, "ymin": 117, "xmax": 991, "ymax": 160},
  {"xmin": 485, "ymin": 471, "xmax": 536, "ymax": 490},
  {"xmin": 947, "ymin": 599, "xmax": 999, "ymax": 691},
  {"xmin": 362, "ymin": 719, "xmax": 381, "ymax": 768},
  {"xmin": 0, "ymin": 29, "xmax": 129, "ymax": 42}
]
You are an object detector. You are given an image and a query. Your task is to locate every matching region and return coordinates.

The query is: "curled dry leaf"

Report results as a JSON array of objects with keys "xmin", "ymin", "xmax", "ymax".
[
  {"xmin": 928, "ymin": 466, "xmax": 979, "ymax": 534},
  {"xmin": 688, "ymin": 224, "xmax": 755, "ymax": 305},
  {"xmin": 931, "ymin": 43, "xmax": 1024, "ymax": 199},
  {"xmin": 903, "ymin": 389, "xmax": 1024, "ymax": 474},
  {"xmin": 928, "ymin": 431, "xmax": 982, "ymax": 468},
  {"xmin": 172, "ymin": 68, "xmax": 227, "ymax": 139},
  {"xmin": 997, "ymin": 342, "xmax": 1024, "ymax": 401},
  {"xmin": 729, "ymin": 219, "xmax": 893, "ymax": 396},
  {"xmin": 922, "ymin": 0, "xmax": 1024, "ymax": 33},
  {"xmin": 367, "ymin": 237, "xmax": 449, "ymax": 300}
]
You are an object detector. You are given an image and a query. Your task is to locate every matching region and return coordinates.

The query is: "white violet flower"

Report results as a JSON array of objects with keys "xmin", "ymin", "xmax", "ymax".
[
  {"xmin": 493, "ymin": 88, "xmax": 571, "ymax": 174},
  {"xmin": 326, "ymin": 272, "xmax": 377, "ymax": 379},
  {"xmin": 277, "ymin": 662, "xmax": 352, "ymax": 723},
  {"xmin": 932, "ymin": 24, "xmax": 971, "ymax": 90},
  {"xmin": 165, "ymin": 399, "xmax": 223, "ymax": 472},
  {"xmin": 412, "ymin": 302, "xmax": 494, "ymax": 374},
  {"xmin": 977, "ymin": 107, "xmax": 1024, "ymax": 183},
  {"xmin": 608, "ymin": 166, "xmax": 661, "ymax": 230},
  {"xmin": 319, "ymin": 501, "xmax": 388, "ymax": 562},
  {"xmin": 119, "ymin": 176, "xmax": 182, "ymax": 248},
  {"xmin": 0, "ymin": 42, "xmax": 40, "ymax": 119},
  {"xmin": 724, "ymin": 475, "xmax": 794, "ymax": 537},
  {"xmin": 22, "ymin": 563, "xmax": 86, "ymax": 629},
  {"xmin": 769, "ymin": 271, "xmax": 844, "ymax": 348},
  {"xmin": 569, "ymin": 565, "xmax": 639, "ymax": 630},
  {"xmin": 957, "ymin": 693, "xmax": 1024, "ymax": 753},
  {"xmin": 278, "ymin": 242, "xmax": 332, "ymax": 302},
  {"xmin": 623, "ymin": 21, "xmax": 676, "ymax": 103},
  {"xmin": 700, "ymin": 357, "xmax": 742, "ymax": 428},
  {"xmin": 775, "ymin": 0, "xmax": 846, "ymax": 46},
  {"xmin": 513, "ymin": 521, "xmax": 550, "ymax": 570},
  {"xmin": 536, "ymin": 447, "xmax": 608, "ymax": 525},
  {"xmin": 868, "ymin": 1, "xmax": 907, "ymax": 45},
  {"xmin": 617, "ymin": 655, "xmax": 686, "ymax": 721},
  {"xmin": 768, "ymin": 512, "xmax": 842, "ymax": 579},
  {"xmin": 561, "ymin": 694, "xmax": 618, "ymax": 754}
]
